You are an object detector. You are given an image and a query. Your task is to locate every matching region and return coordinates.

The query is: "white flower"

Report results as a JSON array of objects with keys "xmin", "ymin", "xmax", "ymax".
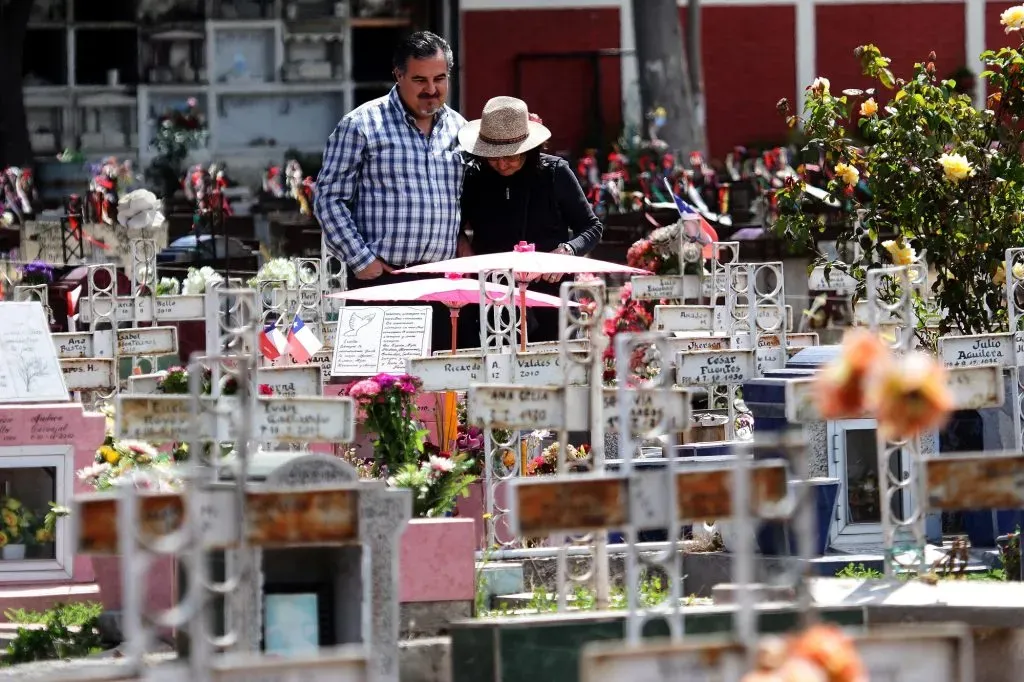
[
  {"xmin": 117, "ymin": 189, "xmax": 165, "ymax": 230},
  {"xmin": 77, "ymin": 462, "xmax": 111, "ymax": 483},
  {"xmin": 249, "ymin": 258, "xmax": 317, "ymax": 289},
  {"xmin": 1002, "ymin": 5, "xmax": 1024, "ymax": 33},
  {"xmin": 182, "ymin": 266, "xmax": 224, "ymax": 295},
  {"xmin": 428, "ymin": 455, "xmax": 455, "ymax": 473},
  {"xmin": 155, "ymin": 277, "xmax": 180, "ymax": 296},
  {"xmin": 811, "ymin": 77, "xmax": 830, "ymax": 96}
]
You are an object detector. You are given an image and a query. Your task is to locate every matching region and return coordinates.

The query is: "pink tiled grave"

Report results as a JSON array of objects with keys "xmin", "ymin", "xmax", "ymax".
[
  {"xmin": 0, "ymin": 403, "xmax": 176, "ymax": 613},
  {"xmin": 319, "ymin": 383, "xmax": 443, "ymax": 458},
  {"xmin": 399, "ymin": 518, "xmax": 476, "ymax": 603}
]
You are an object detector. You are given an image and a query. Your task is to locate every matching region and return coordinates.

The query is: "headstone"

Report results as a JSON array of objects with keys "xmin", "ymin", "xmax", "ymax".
[
  {"xmin": 0, "ymin": 301, "xmax": 70, "ymax": 403},
  {"xmin": 331, "ymin": 306, "xmax": 432, "ymax": 377}
]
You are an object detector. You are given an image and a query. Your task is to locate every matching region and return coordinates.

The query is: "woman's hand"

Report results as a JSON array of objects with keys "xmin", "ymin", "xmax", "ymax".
[{"xmin": 541, "ymin": 244, "xmax": 573, "ymax": 282}]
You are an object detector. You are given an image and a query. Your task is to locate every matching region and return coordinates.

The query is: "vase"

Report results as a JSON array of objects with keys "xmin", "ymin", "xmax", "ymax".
[{"xmin": 2, "ymin": 544, "xmax": 26, "ymax": 560}]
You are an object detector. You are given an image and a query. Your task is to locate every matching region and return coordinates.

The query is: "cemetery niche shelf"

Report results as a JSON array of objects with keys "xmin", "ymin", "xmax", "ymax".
[{"xmin": 0, "ymin": 447, "xmax": 73, "ymax": 582}]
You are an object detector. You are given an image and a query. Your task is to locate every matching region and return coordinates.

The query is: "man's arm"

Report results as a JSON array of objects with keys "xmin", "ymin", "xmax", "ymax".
[{"xmin": 314, "ymin": 117, "xmax": 376, "ymax": 272}]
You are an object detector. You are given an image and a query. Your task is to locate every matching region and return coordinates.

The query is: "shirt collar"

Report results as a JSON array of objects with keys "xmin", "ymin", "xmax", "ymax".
[{"xmin": 388, "ymin": 85, "xmax": 448, "ymax": 127}]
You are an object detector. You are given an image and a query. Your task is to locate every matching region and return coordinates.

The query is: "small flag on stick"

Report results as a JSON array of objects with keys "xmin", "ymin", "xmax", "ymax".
[{"xmin": 286, "ymin": 316, "xmax": 323, "ymax": 364}]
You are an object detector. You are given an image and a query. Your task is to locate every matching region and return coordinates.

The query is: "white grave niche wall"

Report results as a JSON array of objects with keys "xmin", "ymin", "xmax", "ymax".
[{"xmin": 0, "ymin": 446, "xmax": 73, "ymax": 581}]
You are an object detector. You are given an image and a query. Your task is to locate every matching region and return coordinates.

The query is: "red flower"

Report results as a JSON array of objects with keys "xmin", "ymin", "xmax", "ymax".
[{"xmin": 258, "ymin": 384, "xmax": 273, "ymax": 396}]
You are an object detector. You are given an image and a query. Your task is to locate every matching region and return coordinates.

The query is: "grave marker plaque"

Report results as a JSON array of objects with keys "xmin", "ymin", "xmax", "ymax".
[
  {"xmin": 330, "ymin": 306, "xmax": 431, "ymax": 376},
  {"xmin": 938, "ymin": 333, "xmax": 1014, "ymax": 368},
  {"xmin": 675, "ymin": 349, "xmax": 756, "ymax": 385},
  {"xmin": 0, "ymin": 302, "xmax": 70, "ymax": 403}
]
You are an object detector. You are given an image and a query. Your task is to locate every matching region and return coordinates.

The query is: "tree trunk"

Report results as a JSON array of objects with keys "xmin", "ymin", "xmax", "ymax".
[
  {"xmin": 632, "ymin": 0, "xmax": 705, "ymax": 157},
  {"xmin": 0, "ymin": 0, "xmax": 35, "ymax": 168}
]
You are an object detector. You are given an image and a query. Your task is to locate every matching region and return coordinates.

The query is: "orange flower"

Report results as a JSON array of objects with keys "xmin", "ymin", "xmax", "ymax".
[
  {"xmin": 814, "ymin": 329, "xmax": 890, "ymax": 419},
  {"xmin": 869, "ymin": 352, "xmax": 954, "ymax": 441},
  {"xmin": 789, "ymin": 625, "xmax": 867, "ymax": 682}
]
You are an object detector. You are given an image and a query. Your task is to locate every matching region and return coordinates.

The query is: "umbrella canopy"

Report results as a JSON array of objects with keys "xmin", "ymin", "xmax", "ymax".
[
  {"xmin": 326, "ymin": 275, "xmax": 577, "ymax": 308},
  {"xmin": 395, "ymin": 242, "xmax": 649, "ymax": 277}
]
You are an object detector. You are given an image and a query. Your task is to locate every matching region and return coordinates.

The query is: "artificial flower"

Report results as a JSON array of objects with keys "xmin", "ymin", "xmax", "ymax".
[
  {"xmin": 347, "ymin": 378, "xmax": 381, "ymax": 401},
  {"xmin": 1002, "ymin": 4, "xmax": 1024, "ymax": 32},
  {"xmin": 155, "ymin": 277, "xmax": 180, "ymax": 296},
  {"xmin": 1013, "ymin": 263, "xmax": 1024, "ymax": 281},
  {"xmin": 814, "ymin": 329, "xmax": 890, "ymax": 419},
  {"xmin": 995, "ymin": 264, "xmax": 1007, "ymax": 286},
  {"xmin": 938, "ymin": 152, "xmax": 974, "ymax": 182},
  {"xmin": 99, "ymin": 445, "xmax": 120, "ymax": 464},
  {"xmin": 834, "ymin": 163, "xmax": 859, "ymax": 186},
  {"xmin": 0, "ymin": 531, "xmax": 8, "ymax": 548},
  {"xmin": 258, "ymin": 383, "xmax": 274, "ymax": 396},
  {"xmin": 811, "ymin": 77, "xmax": 830, "ymax": 96},
  {"xmin": 859, "ymin": 98, "xmax": 878, "ymax": 117},
  {"xmin": 881, "ymin": 239, "xmax": 916, "ymax": 266},
  {"xmin": 869, "ymin": 351, "xmax": 954, "ymax": 441}
]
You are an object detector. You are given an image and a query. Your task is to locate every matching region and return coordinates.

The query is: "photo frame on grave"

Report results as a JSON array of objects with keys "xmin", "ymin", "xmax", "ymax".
[{"xmin": 263, "ymin": 584, "xmax": 332, "ymax": 654}]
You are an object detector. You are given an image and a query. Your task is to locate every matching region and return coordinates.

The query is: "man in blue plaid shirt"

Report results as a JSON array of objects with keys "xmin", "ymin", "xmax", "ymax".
[{"xmin": 314, "ymin": 31, "xmax": 468, "ymax": 350}]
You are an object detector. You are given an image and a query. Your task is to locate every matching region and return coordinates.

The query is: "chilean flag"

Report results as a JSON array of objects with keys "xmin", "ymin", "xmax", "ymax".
[
  {"xmin": 666, "ymin": 180, "xmax": 718, "ymax": 259},
  {"xmin": 286, "ymin": 316, "xmax": 323, "ymax": 364},
  {"xmin": 66, "ymin": 285, "xmax": 82, "ymax": 315},
  {"xmin": 259, "ymin": 322, "xmax": 287, "ymax": 361}
]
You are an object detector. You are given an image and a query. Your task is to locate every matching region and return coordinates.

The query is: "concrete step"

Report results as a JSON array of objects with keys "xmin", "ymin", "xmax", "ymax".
[{"xmin": 0, "ymin": 584, "xmax": 101, "ymax": 623}]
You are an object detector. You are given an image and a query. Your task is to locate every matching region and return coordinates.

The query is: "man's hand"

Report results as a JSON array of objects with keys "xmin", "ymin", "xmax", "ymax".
[
  {"xmin": 354, "ymin": 258, "xmax": 393, "ymax": 281},
  {"xmin": 457, "ymin": 237, "xmax": 474, "ymax": 258}
]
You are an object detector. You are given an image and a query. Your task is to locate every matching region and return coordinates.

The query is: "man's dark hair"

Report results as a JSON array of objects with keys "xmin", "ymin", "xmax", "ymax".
[{"xmin": 392, "ymin": 31, "xmax": 454, "ymax": 75}]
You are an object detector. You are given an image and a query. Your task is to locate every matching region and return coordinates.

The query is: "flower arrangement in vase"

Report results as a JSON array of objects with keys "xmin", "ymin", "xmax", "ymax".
[
  {"xmin": 247, "ymin": 258, "xmax": 317, "ymax": 290},
  {"xmin": 344, "ymin": 373, "xmax": 430, "ymax": 476},
  {"xmin": 0, "ymin": 497, "xmax": 35, "ymax": 560}
]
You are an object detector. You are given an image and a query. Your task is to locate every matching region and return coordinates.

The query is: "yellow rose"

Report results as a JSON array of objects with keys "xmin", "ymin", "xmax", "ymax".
[
  {"xmin": 0, "ymin": 531, "xmax": 9, "ymax": 548},
  {"xmin": 35, "ymin": 528, "xmax": 53, "ymax": 543},
  {"xmin": 1002, "ymin": 5, "xmax": 1024, "ymax": 33},
  {"xmin": 882, "ymin": 240, "xmax": 917, "ymax": 266},
  {"xmin": 860, "ymin": 98, "xmax": 878, "ymax": 117},
  {"xmin": 834, "ymin": 162, "xmax": 860, "ymax": 186},
  {"xmin": 1014, "ymin": 263, "xmax": 1024, "ymax": 281},
  {"xmin": 938, "ymin": 152, "xmax": 974, "ymax": 182},
  {"xmin": 0, "ymin": 510, "xmax": 16, "ymax": 528},
  {"xmin": 995, "ymin": 264, "xmax": 1006, "ymax": 286}
]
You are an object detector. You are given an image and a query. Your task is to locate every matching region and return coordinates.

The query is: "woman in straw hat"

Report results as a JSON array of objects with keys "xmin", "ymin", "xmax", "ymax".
[{"xmin": 457, "ymin": 96, "xmax": 603, "ymax": 344}]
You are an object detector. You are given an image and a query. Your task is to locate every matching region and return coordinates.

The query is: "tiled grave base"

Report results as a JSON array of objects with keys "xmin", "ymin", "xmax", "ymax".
[
  {"xmin": 89, "ymin": 555, "xmax": 178, "ymax": 613},
  {"xmin": 400, "ymin": 518, "xmax": 475, "ymax": 604},
  {"xmin": 450, "ymin": 605, "xmax": 865, "ymax": 682}
]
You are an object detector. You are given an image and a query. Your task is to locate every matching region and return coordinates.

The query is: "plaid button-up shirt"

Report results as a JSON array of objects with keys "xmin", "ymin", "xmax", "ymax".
[{"xmin": 314, "ymin": 87, "xmax": 467, "ymax": 272}]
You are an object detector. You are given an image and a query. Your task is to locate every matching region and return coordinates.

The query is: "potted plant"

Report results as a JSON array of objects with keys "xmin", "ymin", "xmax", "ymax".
[{"xmin": 0, "ymin": 497, "xmax": 35, "ymax": 560}]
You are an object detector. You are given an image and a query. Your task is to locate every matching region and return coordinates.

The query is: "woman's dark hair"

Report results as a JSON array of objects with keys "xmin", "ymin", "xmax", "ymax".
[{"xmin": 393, "ymin": 31, "xmax": 454, "ymax": 74}]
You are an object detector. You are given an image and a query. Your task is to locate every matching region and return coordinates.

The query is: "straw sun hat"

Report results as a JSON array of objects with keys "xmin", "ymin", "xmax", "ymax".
[{"xmin": 458, "ymin": 96, "xmax": 551, "ymax": 158}]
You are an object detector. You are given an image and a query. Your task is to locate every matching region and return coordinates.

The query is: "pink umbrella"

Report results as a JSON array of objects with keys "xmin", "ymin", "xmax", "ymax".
[
  {"xmin": 396, "ymin": 241, "xmax": 648, "ymax": 350},
  {"xmin": 326, "ymin": 272, "xmax": 577, "ymax": 352},
  {"xmin": 327, "ymin": 273, "xmax": 577, "ymax": 455}
]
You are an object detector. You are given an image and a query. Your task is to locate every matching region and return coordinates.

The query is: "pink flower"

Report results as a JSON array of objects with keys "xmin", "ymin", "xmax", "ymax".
[
  {"xmin": 348, "ymin": 379, "xmax": 381, "ymax": 400},
  {"xmin": 374, "ymin": 373, "xmax": 398, "ymax": 390},
  {"xmin": 187, "ymin": 97, "xmax": 198, "ymax": 108}
]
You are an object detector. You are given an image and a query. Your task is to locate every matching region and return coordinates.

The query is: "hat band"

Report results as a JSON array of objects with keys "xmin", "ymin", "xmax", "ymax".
[{"xmin": 478, "ymin": 129, "xmax": 530, "ymax": 146}]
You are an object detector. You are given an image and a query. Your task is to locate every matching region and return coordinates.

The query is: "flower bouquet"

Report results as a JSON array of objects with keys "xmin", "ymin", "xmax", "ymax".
[
  {"xmin": 148, "ymin": 97, "xmax": 208, "ymax": 200},
  {"xmin": 78, "ymin": 402, "xmax": 179, "ymax": 491},
  {"xmin": 18, "ymin": 260, "xmax": 53, "ymax": 286},
  {"xmin": 344, "ymin": 373, "xmax": 430, "ymax": 476},
  {"xmin": 248, "ymin": 258, "xmax": 317, "ymax": 290},
  {"xmin": 387, "ymin": 455, "xmax": 477, "ymax": 518},
  {"xmin": 0, "ymin": 497, "xmax": 34, "ymax": 559}
]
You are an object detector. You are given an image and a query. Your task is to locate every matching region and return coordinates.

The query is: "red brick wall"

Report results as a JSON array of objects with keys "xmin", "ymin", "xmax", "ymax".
[
  {"xmin": 460, "ymin": 8, "xmax": 622, "ymax": 156},
  {"xmin": 815, "ymin": 3, "xmax": 965, "ymax": 105},
  {"xmin": 680, "ymin": 4, "xmax": 796, "ymax": 156}
]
